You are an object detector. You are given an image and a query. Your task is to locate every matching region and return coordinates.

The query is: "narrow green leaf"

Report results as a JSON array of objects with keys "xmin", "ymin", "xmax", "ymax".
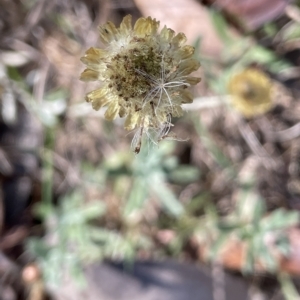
[
  {"xmin": 278, "ymin": 273, "xmax": 300, "ymax": 300},
  {"xmin": 210, "ymin": 9, "xmax": 234, "ymax": 45}
]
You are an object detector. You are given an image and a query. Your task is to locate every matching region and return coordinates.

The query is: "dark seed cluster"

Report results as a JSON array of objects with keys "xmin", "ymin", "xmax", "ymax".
[{"xmin": 105, "ymin": 40, "xmax": 174, "ymax": 109}]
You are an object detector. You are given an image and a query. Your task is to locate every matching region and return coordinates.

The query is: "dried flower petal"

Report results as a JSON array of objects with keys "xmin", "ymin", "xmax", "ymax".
[{"xmin": 104, "ymin": 100, "xmax": 120, "ymax": 120}]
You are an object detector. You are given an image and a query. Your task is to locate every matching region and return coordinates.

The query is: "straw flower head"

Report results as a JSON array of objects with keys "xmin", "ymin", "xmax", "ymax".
[
  {"xmin": 228, "ymin": 68, "xmax": 273, "ymax": 118},
  {"xmin": 80, "ymin": 15, "xmax": 201, "ymax": 153}
]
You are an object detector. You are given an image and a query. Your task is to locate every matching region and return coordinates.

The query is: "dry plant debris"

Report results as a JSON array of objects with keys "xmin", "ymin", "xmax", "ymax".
[{"xmin": 0, "ymin": 0, "xmax": 300, "ymax": 299}]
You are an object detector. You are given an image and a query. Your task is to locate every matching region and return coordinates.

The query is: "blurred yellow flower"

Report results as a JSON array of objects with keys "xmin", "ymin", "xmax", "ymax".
[
  {"xmin": 80, "ymin": 15, "xmax": 200, "ymax": 153},
  {"xmin": 228, "ymin": 68, "xmax": 273, "ymax": 118}
]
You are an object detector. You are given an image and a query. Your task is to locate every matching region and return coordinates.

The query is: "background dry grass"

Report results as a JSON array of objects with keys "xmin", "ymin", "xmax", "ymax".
[{"xmin": 1, "ymin": 0, "xmax": 300, "ymax": 299}]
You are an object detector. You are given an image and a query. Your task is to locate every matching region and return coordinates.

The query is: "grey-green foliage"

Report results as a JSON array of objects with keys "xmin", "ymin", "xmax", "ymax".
[
  {"xmin": 198, "ymin": 184, "xmax": 300, "ymax": 274},
  {"xmin": 27, "ymin": 191, "xmax": 147, "ymax": 287},
  {"xmin": 192, "ymin": 170, "xmax": 299, "ymax": 274},
  {"xmin": 161, "ymin": 193, "xmax": 215, "ymax": 256},
  {"xmin": 209, "ymin": 9, "xmax": 235, "ymax": 45},
  {"xmin": 124, "ymin": 142, "xmax": 199, "ymax": 218},
  {"xmin": 278, "ymin": 272, "xmax": 300, "ymax": 300}
]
